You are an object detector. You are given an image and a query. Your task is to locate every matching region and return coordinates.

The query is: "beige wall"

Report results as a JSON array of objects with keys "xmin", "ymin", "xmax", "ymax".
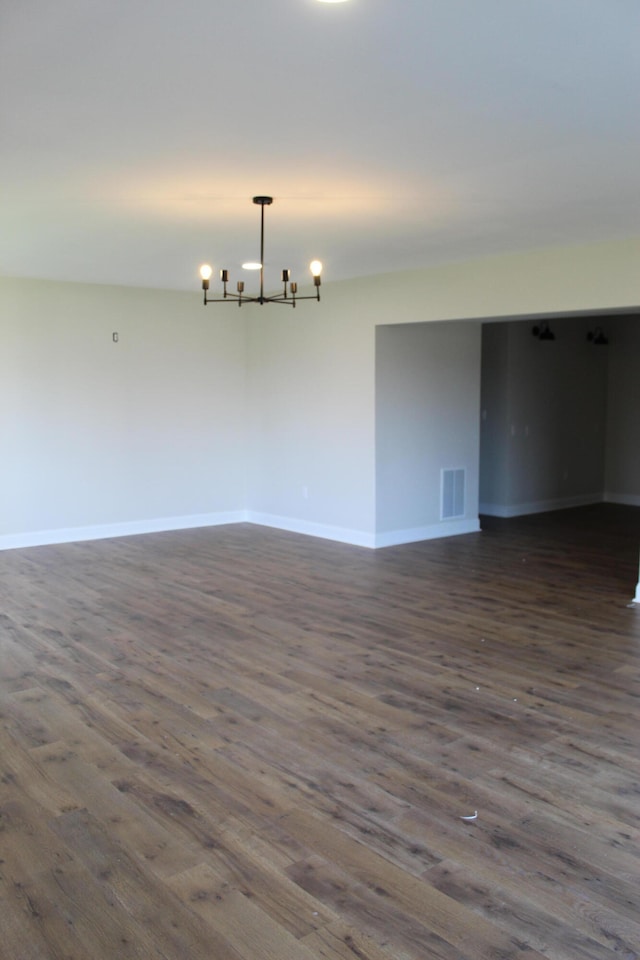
[
  {"xmin": 348, "ymin": 236, "xmax": 640, "ymax": 323},
  {"xmin": 2, "ymin": 236, "xmax": 638, "ymax": 549},
  {"xmin": 1, "ymin": 276, "xmax": 247, "ymax": 547}
]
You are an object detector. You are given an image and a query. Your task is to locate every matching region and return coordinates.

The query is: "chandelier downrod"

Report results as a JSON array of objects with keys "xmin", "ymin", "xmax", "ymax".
[
  {"xmin": 199, "ymin": 196, "xmax": 322, "ymax": 308},
  {"xmin": 257, "ymin": 195, "xmax": 269, "ymax": 304}
]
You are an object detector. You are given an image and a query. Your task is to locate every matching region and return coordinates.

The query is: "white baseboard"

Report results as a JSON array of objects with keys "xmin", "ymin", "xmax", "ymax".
[
  {"xmin": 479, "ymin": 493, "xmax": 603, "ymax": 518},
  {"xmin": 249, "ymin": 513, "xmax": 481, "ymax": 549},
  {"xmin": 11, "ymin": 493, "xmax": 632, "ymax": 553},
  {"xmin": 374, "ymin": 518, "xmax": 480, "ymax": 548},
  {"xmin": 0, "ymin": 510, "xmax": 249, "ymax": 552},
  {"xmin": 0, "ymin": 511, "xmax": 486, "ymax": 553},
  {"xmin": 247, "ymin": 512, "xmax": 377, "ymax": 549},
  {"xmin": 604, "ymin": 492, "xmax": 640, "ymax": 507}
]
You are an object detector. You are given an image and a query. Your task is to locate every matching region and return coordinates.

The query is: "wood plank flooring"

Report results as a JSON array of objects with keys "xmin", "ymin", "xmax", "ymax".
[{"xmin": 1, "ymin": 504, "xmax": 639, "ymax": 960}]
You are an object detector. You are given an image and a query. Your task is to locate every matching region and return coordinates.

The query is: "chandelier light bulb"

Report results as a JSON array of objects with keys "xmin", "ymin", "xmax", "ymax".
[
  {"xmin": 199, "ymin": 264, "xmax": 213, "ymax": 281},
  {"xmin": 310, "ymin": 260, "xmax": 323, "ymax": 277},
  {"xmin": 242, "ymin": 262, "xmax": 262, "ymax": 271}
]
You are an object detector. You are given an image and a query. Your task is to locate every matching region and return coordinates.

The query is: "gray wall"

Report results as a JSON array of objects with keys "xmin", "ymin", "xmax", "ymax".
[
  {"xmin": 376, "ymin": 322, "xmax": 481, "ymax": 542},
  {"xmin": 480, "ymin": 315, "xmax": 637, "ymax": 516},
  {"xmin": 605, "ymin": 314, "xmax": 640, "ymax": 502},
  {"xmin": 478, "ymin": 324, "xmax": 511, "ymax": 509}
]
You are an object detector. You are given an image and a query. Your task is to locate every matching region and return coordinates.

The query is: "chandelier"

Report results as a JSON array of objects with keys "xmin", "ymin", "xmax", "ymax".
[{"xmin": 199, "ymin": 196, "xmax": 322, "ymax": 307}]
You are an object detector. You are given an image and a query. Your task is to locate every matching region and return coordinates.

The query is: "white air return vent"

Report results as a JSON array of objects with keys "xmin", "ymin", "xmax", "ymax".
[{"xmin": 441, "ymin": 468, "xmax": 465, "ymax": 520}]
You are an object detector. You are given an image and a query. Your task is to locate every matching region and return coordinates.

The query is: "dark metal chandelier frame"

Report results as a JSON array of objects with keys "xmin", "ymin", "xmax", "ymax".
[{"xmin": 199, "ymin": 196, "xmax": 322, "ymax": 307}]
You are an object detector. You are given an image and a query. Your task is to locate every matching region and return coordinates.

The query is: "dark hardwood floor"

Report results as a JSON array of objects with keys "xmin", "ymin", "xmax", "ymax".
[{"xmin": 1, "ymin": 504, "xmax": 639, "ymax": 959}]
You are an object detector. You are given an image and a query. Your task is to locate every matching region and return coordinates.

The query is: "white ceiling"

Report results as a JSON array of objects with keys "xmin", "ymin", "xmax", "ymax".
[{"xmin": 2, "ymin": 0, "xmax": 639, "ymax": 293}]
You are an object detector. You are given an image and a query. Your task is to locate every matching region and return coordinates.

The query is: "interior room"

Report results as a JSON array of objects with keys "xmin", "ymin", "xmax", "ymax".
[{"xmin": 1, "ymin": 2, "xmax": 639, "ymax": 958}]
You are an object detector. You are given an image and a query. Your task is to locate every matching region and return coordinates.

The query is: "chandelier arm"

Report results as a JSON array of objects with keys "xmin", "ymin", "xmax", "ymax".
[
  {"xmin": 263, "ymin": 293, "xmax": 320, "ymax": 305},
  {"xmin": 204, "ymin": 294, "xmax": 322, "ymax": 307},
  {"xmin": 260, "ymin": 298, "xmax": 297, "ymax": 306},
  {"xmin": 277, "ymin": 290, "xmax": 320, "ymax": 303},
  {"xmin": 204, "ymin": 294, "xmax": 263, "ymax": 304},
  {"xmin": 205, "ymin": 288, "xmax": 320, "ymax": 306}
]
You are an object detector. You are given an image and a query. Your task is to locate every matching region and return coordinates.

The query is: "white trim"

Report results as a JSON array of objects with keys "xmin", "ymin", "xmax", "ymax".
[
  {"xmin": 604, "ymin": 492, "xmax": 640, "ymax": 507},
  {"xmin": 247, "ymin": 512, "xmax": 376, "ymax": 549},
  {"xmin": 249, "ymin": 513, "xmax": 481, "ymax": 549},
  {"xmin": 375, "ymin": 518, "xmax": 480, "ymax": 548},
  {"xmin": 0, "ymin": 511, "xmax": 485, "ymax": 553},
  {"xmin": 633, "ymin": 552, "xmax": 640, "ymax": 606},
  {"xmin": 0, "ymin": 511, "xmax": 248, "ymax": 552},
  {"xmin": 479, "ymin": 494, "xmax": 603, "ymax": 518}
]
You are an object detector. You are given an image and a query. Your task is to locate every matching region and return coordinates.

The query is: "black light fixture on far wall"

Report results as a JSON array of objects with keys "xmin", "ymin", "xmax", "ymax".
[
  {"xmin": 532, "ymin": 321, "xmax": 555, "ymax": 341},
  {"xmin": 587, "ymin": 326, "xmax": 609, "ymax": 345},
  {"xmin": 199, "ymin": 196, "xmax": 322, "ymax": 307}
]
